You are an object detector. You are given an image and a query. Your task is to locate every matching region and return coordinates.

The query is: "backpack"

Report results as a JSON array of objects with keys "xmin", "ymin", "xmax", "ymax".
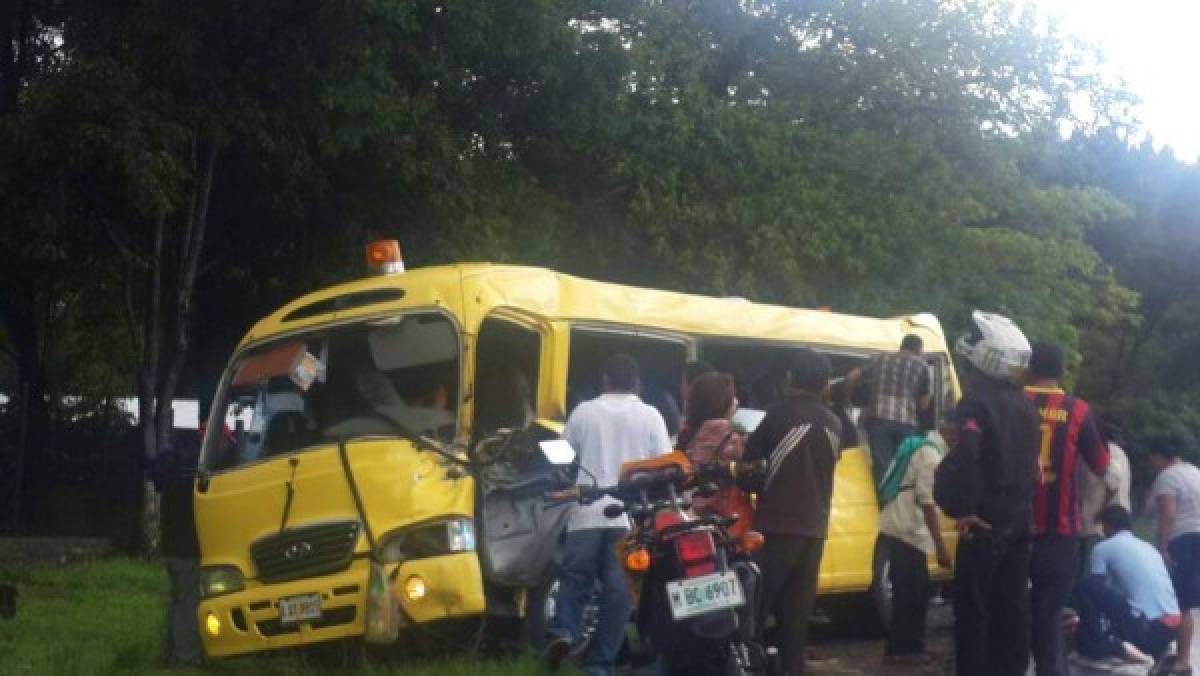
[
  {"xmin": 934, "ymin": 440, "xmax": 982, "ymax": 519},
  {"xmin": 878, "ymin": 435, "xmax": 931, "ymax": 505}
]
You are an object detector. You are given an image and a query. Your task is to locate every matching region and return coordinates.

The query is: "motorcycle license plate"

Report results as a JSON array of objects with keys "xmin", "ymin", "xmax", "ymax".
[
  {"xmin": 665, "ymin": 571, "xmax": 744, "ymax": 620},
  {"xmin": 278, "ymin": 593, "xmax": 322, "ymax": 625}
]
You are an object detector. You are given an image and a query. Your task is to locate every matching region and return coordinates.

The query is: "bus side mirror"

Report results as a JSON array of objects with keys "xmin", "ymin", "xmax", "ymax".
[{"xmin": 538, "ymin": 439, "xmax": 576, "ymax": 466}]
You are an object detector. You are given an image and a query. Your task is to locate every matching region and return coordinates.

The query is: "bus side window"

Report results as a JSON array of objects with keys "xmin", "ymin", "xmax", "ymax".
[
  {"xmin": 925, "ymin": 353, "xmax": 954, "ymax": 427},
  {"xmin": 474, "ymin": 318, "xmax": 541, "ymax": 440},
  {"xmin": 699, "ymin": 340, "xmax": 867, "ymax": 448},
  {"xmin": 565, "ymin": 328, "xmax": 685, "ymax": 436}
]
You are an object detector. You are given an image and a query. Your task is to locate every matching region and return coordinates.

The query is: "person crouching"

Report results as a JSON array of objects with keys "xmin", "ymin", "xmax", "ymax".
[{"xmin": 1073, "ymin": 505, "xmax": 1181, "ymax": 669}]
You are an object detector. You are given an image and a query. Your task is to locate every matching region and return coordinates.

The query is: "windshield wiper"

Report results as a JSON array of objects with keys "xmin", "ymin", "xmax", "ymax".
[{"xmin": 278, "ymin": 457, "xmax": 300, "ymax": 533}]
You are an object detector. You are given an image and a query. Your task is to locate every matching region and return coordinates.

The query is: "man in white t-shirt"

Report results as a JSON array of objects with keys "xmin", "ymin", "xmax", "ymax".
[
  {"xmin": 1079, "ymin": 419, "xmax": 1133, "ymax": 567},
  {"xmin": 1147, "ymin": 435, "xmax": 1200, "ymax": 675},
  {"xmin": 544, "ymin": 354, "xmax": 671, "ymax": 675}
]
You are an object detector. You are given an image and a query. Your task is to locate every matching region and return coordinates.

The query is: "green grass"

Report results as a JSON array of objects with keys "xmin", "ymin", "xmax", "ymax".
[{"xmin": 0, "ymin": 558, "xmax": 544, "ymax": 675}]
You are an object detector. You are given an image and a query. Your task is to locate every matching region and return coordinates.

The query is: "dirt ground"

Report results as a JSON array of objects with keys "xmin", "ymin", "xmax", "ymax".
[{"xmin": 803, "ymin": 598, "xmax": 954, "ymax": 676}]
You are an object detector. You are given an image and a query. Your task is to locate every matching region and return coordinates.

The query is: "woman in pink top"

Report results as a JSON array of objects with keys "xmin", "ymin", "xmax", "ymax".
[{"xmin": 679, "ymin": 373, "xmax": 753, "ymax": 537}]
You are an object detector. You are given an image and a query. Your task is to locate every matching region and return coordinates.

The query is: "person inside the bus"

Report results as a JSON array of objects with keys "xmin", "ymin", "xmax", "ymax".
[
  {"xmin": 750, "ymin": 357, "xmax": 791, "ymax": 409},
  {"xmin": 473, "ymin": 365, "xmax": 535, "ymax": 439},
  {"xmin": 641, "ymin": 375, "xmax": 682, "ymax": 439},
  {"xmin": 827, "ymin": 375, "xmax": 860, "ymax": 449},
  {"xmin": 326, "ymin": 368, "xmax": 453, "ymax": 440},
  {"xmin": 390, "ymin": 373, "xmax": 455, "ymax": 439}
]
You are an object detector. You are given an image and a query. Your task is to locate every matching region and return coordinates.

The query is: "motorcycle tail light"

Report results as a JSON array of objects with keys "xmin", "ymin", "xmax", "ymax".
[{"xmin": 674, "ymin": 530, "xmax": 716, "ymax": 566}]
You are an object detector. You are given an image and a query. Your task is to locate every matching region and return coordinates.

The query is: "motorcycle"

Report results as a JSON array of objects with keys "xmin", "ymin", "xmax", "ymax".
[{"xmin": 542, "ymin": 442, "xmax": 768, "ymax": 675}]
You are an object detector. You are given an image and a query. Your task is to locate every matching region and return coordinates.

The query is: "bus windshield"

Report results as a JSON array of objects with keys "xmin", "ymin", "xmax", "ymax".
[{"xmin": 202, "ymin": 312, "xmax": 460, "ymax": 472}]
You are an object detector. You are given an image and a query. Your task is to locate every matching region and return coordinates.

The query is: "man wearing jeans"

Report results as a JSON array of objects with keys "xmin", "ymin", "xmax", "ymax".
[
  {"xmin": 153, "ymin": 410, "xmax": 211, "ymax": 666},
  {"xmin": 545, "ymin": 354, "xmax": 671, "ymax": 675},
  {"xmin": 848, "ymin": 335, "xmax": 931, "ymax": 485}
]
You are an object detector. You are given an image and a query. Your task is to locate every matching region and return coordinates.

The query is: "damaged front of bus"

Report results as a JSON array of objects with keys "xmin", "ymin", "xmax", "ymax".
[{"xmin": 194, "ymin": 250, "xmax": 487, "ymax": 657}]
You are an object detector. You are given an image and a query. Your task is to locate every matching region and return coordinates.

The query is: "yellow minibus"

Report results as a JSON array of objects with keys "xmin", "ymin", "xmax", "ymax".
[{"xmin": 195, "ymin": 246, "xmax": 959, "ymax": 657}]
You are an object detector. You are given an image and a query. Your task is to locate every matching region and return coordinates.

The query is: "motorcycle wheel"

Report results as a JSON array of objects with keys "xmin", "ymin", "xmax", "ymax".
[{"xmin": 725, "ymin": 640, "xmax": 767, "ymax": 675}]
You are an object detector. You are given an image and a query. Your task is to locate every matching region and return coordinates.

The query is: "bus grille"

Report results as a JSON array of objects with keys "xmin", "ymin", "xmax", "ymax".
[{"xmin": 251, "ymin": 521, "xmax": 361, "ymax": 584}]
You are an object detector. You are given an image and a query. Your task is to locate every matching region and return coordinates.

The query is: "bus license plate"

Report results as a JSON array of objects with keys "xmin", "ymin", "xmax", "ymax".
[
  {"xmin": 279, "ymin": 593, "xmax": 322, "ymax": 625},
  {"xmin": 666, "ymin": 571, "xmax": 744, "ymax": 620}
]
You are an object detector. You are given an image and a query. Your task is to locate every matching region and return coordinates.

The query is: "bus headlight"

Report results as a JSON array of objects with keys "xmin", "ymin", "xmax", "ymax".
[
  {"xmin": 205, "ymin": 612, "xmax": 222, "ymax": 637},
  {"xmin": 201, "ymin": 565, "xmax": 245, "ymax": 598},
  {"xmin": 379, "ymin": 518, "xmax": 476, "ymax": 563},
  {"xmin": 403, "ymin": 575, "xmax": 427, "ymax": 601}
]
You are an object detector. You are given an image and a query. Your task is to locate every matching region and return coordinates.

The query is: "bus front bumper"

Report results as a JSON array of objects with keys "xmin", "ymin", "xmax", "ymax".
[{"xmin": 198, "ymin": 553, "xmax": 486, "ymax": 658}]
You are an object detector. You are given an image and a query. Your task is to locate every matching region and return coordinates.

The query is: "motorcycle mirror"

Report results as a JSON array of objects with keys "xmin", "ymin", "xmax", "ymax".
[{"xmin": 538, "ymin": 439, "xmax": 577, "ymax": 466}]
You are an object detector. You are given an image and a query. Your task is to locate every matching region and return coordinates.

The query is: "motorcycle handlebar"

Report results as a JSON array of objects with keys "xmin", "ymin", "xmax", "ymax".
[{"xmin": 541, "ymin": 457, "xmax": 766, "ymax": 511}]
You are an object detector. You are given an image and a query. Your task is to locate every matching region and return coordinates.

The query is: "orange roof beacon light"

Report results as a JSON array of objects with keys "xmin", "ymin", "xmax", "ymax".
[{"xmin": 365, "ymin": 239, "xmax": 405, "ymax": 276}]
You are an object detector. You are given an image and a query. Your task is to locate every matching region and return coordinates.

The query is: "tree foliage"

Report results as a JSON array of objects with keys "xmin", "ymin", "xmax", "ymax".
[{"xmin": 3, "ymin": 0, "xmax": 1200, "ymax": 532}]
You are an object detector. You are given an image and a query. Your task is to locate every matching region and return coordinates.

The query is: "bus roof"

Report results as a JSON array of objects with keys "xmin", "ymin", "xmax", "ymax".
[{"xmin": 240, "ymin": 263, "xmax": 951, "ymax": 354}]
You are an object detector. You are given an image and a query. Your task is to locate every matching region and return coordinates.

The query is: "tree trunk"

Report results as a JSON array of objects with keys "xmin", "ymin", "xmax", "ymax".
[
  {"xmin": 134, "ymin": 214, "xmax": 165, "ymax": 556},
  {"xmin": 135, "ymin": 136, "xmax": 220, "ymax": 555},
  {"xmin": 0, "ymin": 282, "xmax": 51, "ymax": 529}
]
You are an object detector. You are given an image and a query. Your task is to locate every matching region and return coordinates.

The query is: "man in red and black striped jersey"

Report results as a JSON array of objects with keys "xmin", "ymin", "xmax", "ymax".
[{"xmin": 1024, "ymin": 342, "xmax": 1109, "ymax": 676}]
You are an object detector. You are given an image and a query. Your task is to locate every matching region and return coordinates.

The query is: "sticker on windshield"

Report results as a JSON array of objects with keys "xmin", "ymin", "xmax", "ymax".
[{"xmin": 289, "ymin": 351, "xmax": 324, "ymax": 392}]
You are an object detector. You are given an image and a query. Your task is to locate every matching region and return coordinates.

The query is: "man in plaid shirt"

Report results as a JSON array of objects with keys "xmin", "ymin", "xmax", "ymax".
[{"xmin": 848, "ymin": 334, "xmax": 932, "ymax": 485}]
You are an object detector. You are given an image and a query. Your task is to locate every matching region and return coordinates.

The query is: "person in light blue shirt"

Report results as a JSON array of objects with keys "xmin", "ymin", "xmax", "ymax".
[{"xmin": 1075, "ymin": 505, "xmax": 1181, "ymax": 667}]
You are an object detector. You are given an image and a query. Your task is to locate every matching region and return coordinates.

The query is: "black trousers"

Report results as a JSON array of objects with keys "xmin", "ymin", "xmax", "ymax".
[
  {"xmin": 1075, "ymin": 575, "xmax": 1177, "ymax": 661},
  {"xmin": 759, "ymin": 534, "xmax": 824, "ymax": 676},
  {"xmin": 882, "ymin": 534, "xmax": 930, "ymax": 656},
  {"xmin": 954, "ymin": 528, "xmax": 1032, "ymax": 676},
  {"xmin": 1031, "ymin": 534, "xmax": 1079, "ymax": 676}
]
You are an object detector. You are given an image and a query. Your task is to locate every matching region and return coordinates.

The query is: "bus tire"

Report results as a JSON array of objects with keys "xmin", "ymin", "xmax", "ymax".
[{"xmin": 822, "ymin": 540, "xmax": 889, "ymax": 638}]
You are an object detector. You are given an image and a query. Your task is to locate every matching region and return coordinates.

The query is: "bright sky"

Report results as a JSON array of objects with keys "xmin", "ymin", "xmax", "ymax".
[{"xmin": 1033, "ymin": 0, "xmax": 1200, "ymax": 162}]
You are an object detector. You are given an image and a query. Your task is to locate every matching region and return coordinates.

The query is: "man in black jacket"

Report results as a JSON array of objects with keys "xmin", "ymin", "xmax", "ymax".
[
  {"xmin": 937, "ymin": 311, "xmax": 1040, "ymax": 676},
  {"xmin": 745, "ymin": 348, "xmax": 842, "ymax": 676},
  {"xmin": 153, "ymin": 408, "xmax": 206, "ymax": 666}
]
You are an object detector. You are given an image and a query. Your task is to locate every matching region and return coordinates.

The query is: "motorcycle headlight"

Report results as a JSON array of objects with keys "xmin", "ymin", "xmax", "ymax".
[
  {"xmin": 201, "ymin": 565, "xmax": 245, "ymax": 598},
  {"xmin": 378, "ymin": 518, "xmax": 475, "ymax": 564}
]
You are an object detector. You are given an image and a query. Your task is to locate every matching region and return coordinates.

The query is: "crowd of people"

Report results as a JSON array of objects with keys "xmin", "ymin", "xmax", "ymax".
[
  {"xmin": 154, "ymin": 310, "xmax": 1200, "ymax": 676},
  {"xmin": 542, "ymin": 310, "xmax": 1200, "ymax": 676}
]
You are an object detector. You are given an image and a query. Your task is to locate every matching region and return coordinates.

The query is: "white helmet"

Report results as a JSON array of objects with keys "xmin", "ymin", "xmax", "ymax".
[{"xmin": 955, "ymin": 310, "xmax": 1031, "ymax": 383}]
